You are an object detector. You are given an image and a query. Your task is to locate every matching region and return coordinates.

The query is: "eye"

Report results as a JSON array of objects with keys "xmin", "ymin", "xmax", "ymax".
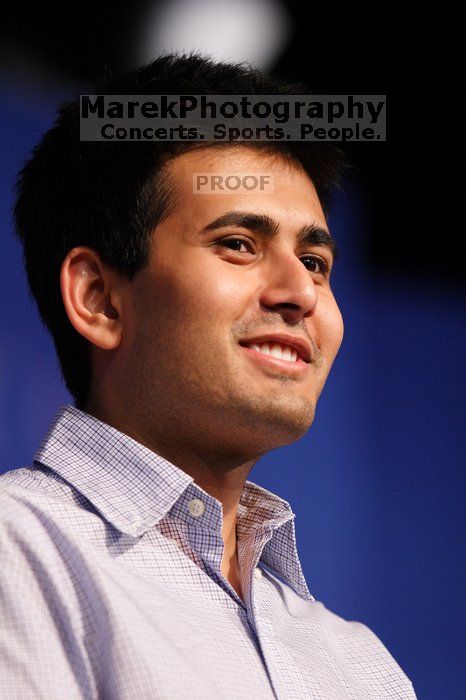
[
  {"xmin": 300, "ymin": 255, "xmax": 329, "ymax": 275},
  {"xmin": 216, "ymin": 237, "xmax": 254, "ymax": 253}
]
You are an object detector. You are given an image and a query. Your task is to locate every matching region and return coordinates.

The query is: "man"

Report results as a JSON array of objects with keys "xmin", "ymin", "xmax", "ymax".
[{"xmin": 0, "ymin": 54, "xmax": 417, "ymax": 698}]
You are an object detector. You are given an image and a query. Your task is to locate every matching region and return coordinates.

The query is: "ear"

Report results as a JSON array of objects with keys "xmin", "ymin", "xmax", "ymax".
[{"xmin": 60, "ymin": 247, "xmax": 123, "ymax": 351}]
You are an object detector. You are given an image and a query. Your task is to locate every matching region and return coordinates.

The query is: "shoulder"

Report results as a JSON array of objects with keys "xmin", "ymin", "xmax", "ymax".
[
  {"xmin": 314, "ymin": 598, "xmax": 393, "ymax": 650},
  {"xmin": 0, "ymin": 466, "xmax": 106, "ymax": 560},
  {"xmin": 0, "ymin": 467, "xmax": 107, "ymax": 620},
  {"xmin": 0, "ymin": 468, "xmax": 72, "ymax": 562},
  {"xmin": 313, "ymin": 599, "xmax": 416, "ymax": 691},
  {"xmin": 0, "ymin": 466, "xmax": 76, "ymax": 531},
  {"xmin": 1, "ymin": 464, "xmax": 72, "ymax": 499}
]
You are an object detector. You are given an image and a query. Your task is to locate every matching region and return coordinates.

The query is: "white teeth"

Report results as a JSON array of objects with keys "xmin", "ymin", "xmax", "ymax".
[
  {"xmin": 247, "ymin": 341, "xmax": 299, "ymax": 362},
  {"xmin": 270, "ymin": 344, "xmax": 284, "ymax": 360},
  {"xmin": 270, "ymin": 343, "xmax": 288, "ymax": 360},
  {"xmin": 281, "ymin": 346, "xmax": 292, "ymax": 362}
]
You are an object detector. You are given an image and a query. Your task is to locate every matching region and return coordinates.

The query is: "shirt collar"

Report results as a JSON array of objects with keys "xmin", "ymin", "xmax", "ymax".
[{"xmin": 33, "ymin": 404, "xmax": 314, "ymax": 600}]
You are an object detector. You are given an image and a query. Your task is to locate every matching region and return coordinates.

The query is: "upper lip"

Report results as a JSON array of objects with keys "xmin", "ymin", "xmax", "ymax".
[{"xmin": 239, "ymin": 333, "xmax": 312, "ymax": 363}]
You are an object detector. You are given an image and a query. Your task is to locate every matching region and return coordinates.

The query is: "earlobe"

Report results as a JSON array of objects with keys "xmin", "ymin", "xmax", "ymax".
[{"xmin": 60, "ymin": 247, "xmax": 122, "ymax": 350}]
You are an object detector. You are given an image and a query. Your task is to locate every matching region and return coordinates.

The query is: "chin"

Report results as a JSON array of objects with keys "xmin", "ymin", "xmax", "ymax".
[{"xmin": 247, "ymin": 402, "xmax": 316, "ymax": 450}]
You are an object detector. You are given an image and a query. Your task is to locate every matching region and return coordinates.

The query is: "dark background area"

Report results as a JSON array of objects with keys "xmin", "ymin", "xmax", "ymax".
[
  {"xmin": 1, "ymin": 4, "xmax": 464, "ymax": 699},
  {"xmin": 2, "ymin": 3, "xmax": 463, "ymax": 277}
]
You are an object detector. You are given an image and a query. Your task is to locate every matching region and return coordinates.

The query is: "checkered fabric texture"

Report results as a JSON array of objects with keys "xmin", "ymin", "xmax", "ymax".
[{"xmin": 0, "ymin": 405, "xmax": 417, "ymax": 699}]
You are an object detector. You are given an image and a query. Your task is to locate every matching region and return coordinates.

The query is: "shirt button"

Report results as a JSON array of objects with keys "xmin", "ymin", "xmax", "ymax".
[
  {"xmin": 188, "ymin": 498, "xmax": 206, "ymax": 518},
  {"xmin": 254, "ymin": 566, "xmax": 263, "ymax": 580}
]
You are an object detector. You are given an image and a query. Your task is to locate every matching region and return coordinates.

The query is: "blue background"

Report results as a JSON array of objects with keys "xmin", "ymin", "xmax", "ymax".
[{"xmin": 1, "ymin": 82, "xmax": 464, "ymax": 700}]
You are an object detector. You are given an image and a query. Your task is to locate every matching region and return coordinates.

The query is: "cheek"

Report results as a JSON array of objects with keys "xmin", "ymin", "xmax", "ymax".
[
  {"xmin": 175, "ymin": 257, "xmax": 250, "ymax": 312},
  {"xmin": 316, "ymin": 298, "xmax": 344, "ymax": 358},
  {"xmin": 140, "ymin": 259, "xmax": 250, "ymax": 342}
]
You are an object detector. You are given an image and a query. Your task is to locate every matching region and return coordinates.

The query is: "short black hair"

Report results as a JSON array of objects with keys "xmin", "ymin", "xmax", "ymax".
[{"xmin": 14, "ymin": 52, "xmax": 347, "ymax": 410}]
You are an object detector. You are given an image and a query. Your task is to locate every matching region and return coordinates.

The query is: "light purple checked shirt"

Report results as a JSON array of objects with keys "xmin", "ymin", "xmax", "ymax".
[{"xmin": 0, "ymin": 405, "xmax": 417, "ymax": 699}]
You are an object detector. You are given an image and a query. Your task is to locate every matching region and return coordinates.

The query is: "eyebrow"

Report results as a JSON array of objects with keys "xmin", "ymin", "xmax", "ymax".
[{"xmin": 203, "ymin": 211, "xmax": 339, "ymax": 261}]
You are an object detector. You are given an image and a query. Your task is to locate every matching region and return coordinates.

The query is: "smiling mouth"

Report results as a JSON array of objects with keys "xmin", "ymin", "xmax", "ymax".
[
  {"xmin": 244, "ymin": 341, "xmax": 299, "ymax": 362},
  {"xmin": 239, "ymin": 341, "xmax": 309, "ymax": 374}
]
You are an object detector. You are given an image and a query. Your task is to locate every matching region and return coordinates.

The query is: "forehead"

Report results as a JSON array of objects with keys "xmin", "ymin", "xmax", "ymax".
[{"xmin": 165, "ymin": 146, "xmax": 327, "ymax": 229}]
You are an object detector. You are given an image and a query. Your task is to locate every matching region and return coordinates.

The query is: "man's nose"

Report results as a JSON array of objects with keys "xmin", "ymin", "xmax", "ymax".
[{"xmin": 259, "ymin": 252, "xmax": 318, "ymax": 322}]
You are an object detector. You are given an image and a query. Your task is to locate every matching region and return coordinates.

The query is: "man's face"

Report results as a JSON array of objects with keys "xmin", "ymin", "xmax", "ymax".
[{"xmin": 119, "ymin": 147, "xmax": 344, "ymax": 458}]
